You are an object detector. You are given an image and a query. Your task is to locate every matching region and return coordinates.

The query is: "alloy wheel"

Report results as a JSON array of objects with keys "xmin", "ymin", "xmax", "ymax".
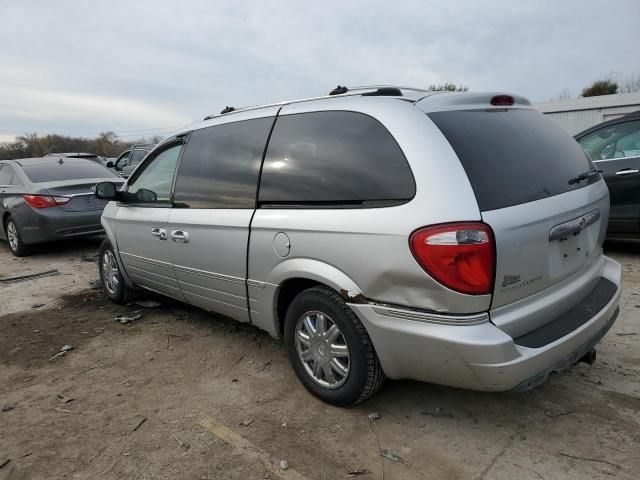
[
  {"xmin": 7, "ymin": 221, "xmax": 18, "ymax": 252},
  {"xmin": 295, "ymin": 310, "xmax": 351, "ymax": 389},
  {"xmin": 102, "ymin": 249, "xmax": 120, "ymax": 295}
]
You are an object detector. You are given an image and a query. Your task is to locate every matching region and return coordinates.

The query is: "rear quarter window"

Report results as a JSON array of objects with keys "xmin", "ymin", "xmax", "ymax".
[
  {"xmin": 429, "ymin": 109, "xmax": 594, "ymax": 211},
  {"xmin": 258, "ymin": 111, "xmax": 415, "ymax": 207}
]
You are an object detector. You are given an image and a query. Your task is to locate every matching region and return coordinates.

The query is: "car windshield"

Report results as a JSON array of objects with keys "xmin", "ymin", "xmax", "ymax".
[{"xmin": 22, "ymin": 161, "xmax": 119, "ymax": 182}]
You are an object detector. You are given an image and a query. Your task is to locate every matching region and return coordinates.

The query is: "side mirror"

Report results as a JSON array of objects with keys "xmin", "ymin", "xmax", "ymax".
[
  {"xmin": 106, "ymin": 161, "xmax": 114, "ymax": 168},
  {"xmin": 95, "ymin": 182, "xmax": 119, "ymax": 200},
  {"xmin": 135, "ymin": 188, "xmax": 157, "ymax": 203}
]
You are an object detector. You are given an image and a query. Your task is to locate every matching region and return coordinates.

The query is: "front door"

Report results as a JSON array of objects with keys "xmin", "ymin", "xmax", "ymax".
[
  {"xmin": 580, "ymin": 119, "xmax": 640, "ymax": 234},
  {"xmin": 114, "ymin": 141, "xmax": 184, "ymax": 300},
  {"xmin": 167, "ymin": 114, "xmax": 276, "ymax": 322}
]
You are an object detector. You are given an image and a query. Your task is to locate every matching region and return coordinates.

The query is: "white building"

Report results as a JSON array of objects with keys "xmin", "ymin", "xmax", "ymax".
[{"xmin": 535, "ymin": 91, "xmax": 640, "ymax": 136}]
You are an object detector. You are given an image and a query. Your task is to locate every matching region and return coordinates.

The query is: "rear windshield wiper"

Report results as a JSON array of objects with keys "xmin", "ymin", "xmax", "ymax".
[{"xmin": 568, "ymin": 169, "xmax": 602, "ymax": 185}]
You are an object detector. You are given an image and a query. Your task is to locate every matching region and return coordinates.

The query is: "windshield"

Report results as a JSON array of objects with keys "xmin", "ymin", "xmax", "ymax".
[{"xmin": 22, "ymin": 161, "xmax": 119, "ymax": 183}]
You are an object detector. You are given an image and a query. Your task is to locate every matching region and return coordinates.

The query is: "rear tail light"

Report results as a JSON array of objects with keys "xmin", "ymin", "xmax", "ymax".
[
  {"xmin": 22, "ymin": 195, "xmax": 70, "ymax": 208},
  {"xmin": 410, "ymin": 223, "xmax": 495, "ymax": 295},
  {"xmin": 490, "ymin": 95, "xmax": 515, "ymax": 106}
]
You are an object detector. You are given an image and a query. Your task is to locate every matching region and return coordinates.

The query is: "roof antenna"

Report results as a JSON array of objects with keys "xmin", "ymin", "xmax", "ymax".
[
  {"xmin": 220, "ymin": 106, "xmax": 235, "ymax": 114},
  {"xmin": 329, "ymin": 85, "xmax": 348, "ymax": 95}
]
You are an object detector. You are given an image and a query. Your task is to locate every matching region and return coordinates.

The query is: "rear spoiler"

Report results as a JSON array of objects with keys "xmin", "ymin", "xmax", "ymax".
[{"xmin": 415, "ymin": 92, "xmax": 532, "ymax": 113}]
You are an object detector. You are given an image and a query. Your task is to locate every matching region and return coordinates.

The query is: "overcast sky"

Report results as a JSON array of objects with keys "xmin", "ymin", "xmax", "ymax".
[{"xmin": 1, "ymin": 0, "xmax": 638, "ymax": 143}]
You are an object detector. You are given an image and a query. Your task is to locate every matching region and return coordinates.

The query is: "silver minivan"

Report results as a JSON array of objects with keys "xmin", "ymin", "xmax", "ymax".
[{"xmin": 95, "ymin": 86, "xmax": 622, "ymax": 406}]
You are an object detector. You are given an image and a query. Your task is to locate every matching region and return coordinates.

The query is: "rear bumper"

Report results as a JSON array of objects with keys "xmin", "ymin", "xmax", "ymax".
[
  {"xmin": 17, "ymin": 206, "xmax": 104, "ymax": 245},
  {"xmin": 349, "ymin": 255, "xmax": 622, "ymax": 391}
]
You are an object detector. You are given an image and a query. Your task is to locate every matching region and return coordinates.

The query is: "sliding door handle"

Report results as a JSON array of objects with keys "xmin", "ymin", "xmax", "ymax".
[
  {"xmin": 170, "ymin": 230, "xmax": 189, "ymax": 243},
  {"xmin": 151, "ymin": 227, "xmax": 167, "ymax": 240}
]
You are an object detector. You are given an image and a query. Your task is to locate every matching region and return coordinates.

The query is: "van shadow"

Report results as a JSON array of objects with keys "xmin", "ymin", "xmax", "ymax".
[
  {"xmin": 604, "ymin": 237, "xmax": 640, "ymax": 257},
  {"xmin": 357, "ymin": 367, "xmax": 613, "ymax": 433}
]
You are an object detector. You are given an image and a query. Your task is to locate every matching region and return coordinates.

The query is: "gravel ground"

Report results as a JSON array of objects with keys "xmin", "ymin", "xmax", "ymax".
[{"xmin": 0, "ymin": 237, "xmax": 639, "ymax": 480}]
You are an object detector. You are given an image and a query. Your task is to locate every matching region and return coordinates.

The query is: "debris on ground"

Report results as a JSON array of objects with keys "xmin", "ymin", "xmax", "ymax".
[
  {"xmin": 47, "ymin": 344, "xmax": 73, "ymax": 362},
  {"xmin": 57, "ymin": 394, "xmax": 74, "ymax": 404},
  {"xmin": 31, "ymin": 303, "xmax": 45, "ymax": 308},
  {"xmin": 132, "ymin": 416, "xmax": 147, "ymax": 432},
  {"xmin": 173, "ymin": 435, "xmax": 190, "ymax": 450},
  {"xmin": 0, "ymin": 459, "xmax": 10, "ymax": 470},
  {"xmin": 0, "ymin": 269, "xmax": 60, "ymax": 285},
  {"xmin": 345, "ymin": 468, "xmax": 369, "ymax": 477},
  {"xmin": 75, "ymin": 361, "xmax": 116, "ymax": 375},
  {"xmin": 133, "ymin": 299, "xmax": 162, "ymax": 308},
  {"xmin": 54, "ymin": 407, "xmax": 71, "ymax": 413},
  {"xmin": 616, "ymin": 332, "xmax": 637, "ymax": 336},
  {"xmin": 544, "ymin": 407, "xmax": 575, "ymax": 418},
  {"xmin": 367, "ymin": 413, "xmax": 384, "ymax": 479},
  {"xmin": 116, "ymin": 313, "xmax": 142, "ymax": 325},
  {"xmin": 1, "ymin": 403, "xmax": 16, "ymax": 412},
  {"xmin": 239, "ymin": 419, "xmax": 254, "ymax": 427},
  {"xmin": 255, "ymin": 360, "xmax": 271, "ymax": 373},
  {"xmin": 81, "ymin": 253, "xmax": 99, "ymax": 263},
  {"xmin": 380, "ymin": 449, "xmax": 410, "ymax": 465},
  {"xmin": 279, "ymin": 460, "xmax": 289, "ymax": 470},
  {"xmin": 421, "ymin": 407, "xmax": 454, "ymax": 418}
]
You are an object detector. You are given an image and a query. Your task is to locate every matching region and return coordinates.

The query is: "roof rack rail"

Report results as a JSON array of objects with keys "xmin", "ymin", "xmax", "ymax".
[
  {"xmin": 329, "ymin": 85, "xmax": 349, "ymax": 95},
  {"xmin": 330, "ymin": 85, "xmax": 406, "ymax": 97},
  {"xmin": 201, "ymin": 85, "xmax": 430, "ymax": 122},
  {"xmin": 203, "ymin": 106, "xmax": 236, "ymax": 121},
  {"xmin": 362, "ymin": 87, "xmax": 403, "ymax": 97}
]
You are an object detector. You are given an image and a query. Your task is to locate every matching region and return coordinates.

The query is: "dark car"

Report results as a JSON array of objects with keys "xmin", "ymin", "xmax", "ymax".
[
  {"xmin": 0, "ymin": 157, "xmax": 124, "ymax": 256},
  {"xmin": 108, "ymin": 144, "xmax": 155, "ymax": 178},
  {"xmin": 46, "ymin": 152, "xmax": 109, "ymax": 165},
  {"xmin": 575, "ymin": 110, "xmax": 640, "ymax": 236}
]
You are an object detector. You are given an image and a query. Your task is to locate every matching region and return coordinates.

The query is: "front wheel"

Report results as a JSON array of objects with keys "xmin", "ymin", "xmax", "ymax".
[
  {"xmin": 284, "ymin": 286, "xmax": 385, "ymax": 406},
  {"xmin": 98, "ymin": 240, "xmax": 133, "ymax": 304}
]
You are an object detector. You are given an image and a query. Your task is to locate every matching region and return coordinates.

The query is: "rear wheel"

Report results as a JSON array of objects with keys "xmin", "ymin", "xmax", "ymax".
[
  {"xmin": 5, "ymin": 216, "xmax": 28, "ymax": 257},
  {"xmin": 99, "ymin": 239, "xmax": 133, "ymax": 304},
  {"xmin": 284, "ymin": 286, "xmax": 385, "ymax": 406}
]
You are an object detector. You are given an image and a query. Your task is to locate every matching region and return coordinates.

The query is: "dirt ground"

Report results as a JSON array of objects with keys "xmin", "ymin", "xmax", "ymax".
[{"xmin": 0, "ymin": 237, "xmax": 639, "ymax": 480}]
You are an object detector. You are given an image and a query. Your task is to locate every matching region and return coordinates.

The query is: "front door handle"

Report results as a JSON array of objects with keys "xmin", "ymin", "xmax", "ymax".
[
  {"xmin": 170, "ymin": 230, "xmax": 189, "ymax": 243},
  {"xmin": 151, "ymin": 227, "xmax": 167, "ymax": 240},
  {"xmin": 616, "ymin": 168, "xmax": 639, "ymax": 176}
]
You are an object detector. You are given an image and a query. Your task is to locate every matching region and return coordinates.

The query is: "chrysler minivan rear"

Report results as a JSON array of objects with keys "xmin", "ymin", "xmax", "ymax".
[{"xmin": 350, "ymin": 92, "xmax": 621, "ymax": 392}]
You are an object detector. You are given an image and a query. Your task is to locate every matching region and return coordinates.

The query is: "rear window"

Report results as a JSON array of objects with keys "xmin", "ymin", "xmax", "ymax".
[
  {"xmin": 259, "ymin": 111, "xmax": 415, "ymax": 207},
  {"xmin": 22, "ymin": 161, "xmax": 118, "ymax": 183},
  {"xmin": 429, "ymin": 109, "xmax": 595, "ymax": 211},
  {"xmin": 130, "ymin": 149, "xmax": 148, "ymax": 166}
]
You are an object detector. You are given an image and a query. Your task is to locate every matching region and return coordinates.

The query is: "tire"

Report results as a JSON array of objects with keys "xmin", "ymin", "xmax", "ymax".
[
  {"xmin": 5, "ymin": 216, "xmax": 29, "ymax": 257},
  {"xmin": 98, "ymin": 239, "xmax": 134, "ymax": 304},
  {"xmin": 284, "ymin": 286, "xmax": 385, "ymax": 406}
]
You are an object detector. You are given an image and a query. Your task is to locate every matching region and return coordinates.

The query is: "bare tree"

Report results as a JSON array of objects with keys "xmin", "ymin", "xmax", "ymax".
[
  {"xmin": 620, "ymin": 74, "xmax": 640, "ymax": 93},
  {"xmin": 556, "ymin": 88, "xmax": 572, "ymax": 101},
  {"xmin": 427, "ymin": 83, "xmax": 469, "ymax": 92}
]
